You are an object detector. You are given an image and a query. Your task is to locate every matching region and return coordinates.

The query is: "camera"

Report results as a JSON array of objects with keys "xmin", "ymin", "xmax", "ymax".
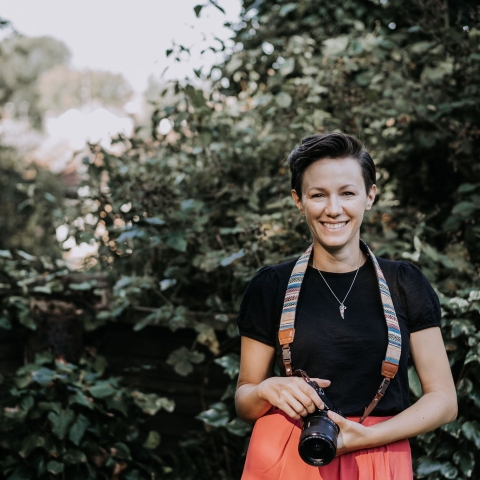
[{"xmin": 298, "ymin": 380, "xmax": 344, "ymax": 467}]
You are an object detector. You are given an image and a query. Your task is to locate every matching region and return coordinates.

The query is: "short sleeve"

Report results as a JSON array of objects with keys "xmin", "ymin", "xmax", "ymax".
[
  {"xmin": 237, "ymin": 266, "xmax": 282, "ymax": 347},
  {"xmin": 397, "ymin": 261, "xmax": 441, "ymax": 333}
]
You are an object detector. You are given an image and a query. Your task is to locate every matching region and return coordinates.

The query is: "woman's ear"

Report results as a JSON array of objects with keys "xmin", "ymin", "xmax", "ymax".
[
  {"xmin": 291, "ymin": 189, "xmax": 304, "ymax": 215},
  {"xmin": 366, "ymin": 184, "xmax": 377, "ymax": 210}
]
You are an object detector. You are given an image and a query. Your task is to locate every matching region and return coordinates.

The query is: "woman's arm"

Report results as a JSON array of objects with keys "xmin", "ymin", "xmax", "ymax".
[
  {"xmin": 235, "ymin": 336, "xmax": 331, "ymax": 423},
  {"xmin": 329, "ymin": 326, "xmax": 457, "ymax": 454}
]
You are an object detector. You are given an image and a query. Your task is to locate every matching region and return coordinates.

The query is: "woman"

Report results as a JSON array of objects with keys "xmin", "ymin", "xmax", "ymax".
[{"xmin": 235, "ymin": 133, "xmax": 457, "ymax": 480}]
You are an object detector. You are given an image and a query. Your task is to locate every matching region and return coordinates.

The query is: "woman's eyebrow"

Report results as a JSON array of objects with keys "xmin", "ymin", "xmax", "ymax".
[{"xmin": 308, "ymin": 184, "xmax": 359, "ymax": 191}]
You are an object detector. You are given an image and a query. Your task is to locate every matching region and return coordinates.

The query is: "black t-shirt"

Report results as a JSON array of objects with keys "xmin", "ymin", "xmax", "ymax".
[{"xmin": 237, "ymin": 255, "xmax": 441, "ymax": 417}]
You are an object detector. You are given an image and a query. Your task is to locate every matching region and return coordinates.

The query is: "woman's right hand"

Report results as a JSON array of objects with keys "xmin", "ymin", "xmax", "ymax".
[{"xmin": 257, "ymin": 376, "xmax": 331, "ymax": 420}]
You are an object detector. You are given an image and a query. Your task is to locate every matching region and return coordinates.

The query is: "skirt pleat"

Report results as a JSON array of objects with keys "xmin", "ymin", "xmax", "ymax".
[{"xmin": 241, "ymin": 409, "xmax": 413, "ymax": 480}]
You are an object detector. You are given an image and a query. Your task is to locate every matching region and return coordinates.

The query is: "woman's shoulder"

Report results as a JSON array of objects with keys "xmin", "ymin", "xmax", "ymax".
[
  {"xmin": 250, "ymin": 258, "xmax": 298, "ymax": 287},
  {"xmin": 375, "ymin": 256, "xmax": 430, "ymax": 285}
]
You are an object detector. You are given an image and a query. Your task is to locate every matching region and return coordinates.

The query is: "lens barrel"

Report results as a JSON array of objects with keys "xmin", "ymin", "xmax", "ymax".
[{"xmin": 298, "ymin": 410, "xmax": 339, "ymax": 466}]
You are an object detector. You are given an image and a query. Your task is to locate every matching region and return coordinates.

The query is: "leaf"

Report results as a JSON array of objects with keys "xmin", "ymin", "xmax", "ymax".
[
  {"xmin": 451, "ymin": 201, "xmax": 477, "ymax": 217},
  {"xmin": 89, "ymin": 382, "xmax": 116, "ymax": 399},
  {"xmin": 0, "ymin": 315, "xmax": 12, "ymax": 329},
  {"xmin": 408, "ymin": 366, "xmax": 422, "ymax": 398},
  {"xmin": 32, "ymin": 367, "xmax": 57, "ymax": 386},
  {"xmin": 196, "ymin": 401, "xmax": 230, "ymax": 427},
  {"xmin": 225, "ymin": 418, "xmax": 252, "ymax": 436},
  {"xmin": 19, "ymin": 434, "xmax": 45, "ymax": 458},
  {"xmin": 462, "ymin": 421, "xmax": 480, "ymax": 448},
  {"xmin": 214, "ymin": 353, "xmax": 240, "ymax": 378},
  {"xmin": 46, "ymin": 460, "xmax": 64, "ymax": 475},
  {"xmin": 143, "ymin": 430, "xmax": 161, "ymax": 449},
  {"xmin": 144, "ymin": 216, "xmax": 166, "ymax": 226},
  {"xmin": 453, "ymin": 451, "xmax": 474, "ymax": 477},
  {"xmin": 279, "ymin": 58, "xmax": 295, "ymax": 76},
  {"xmin": 194, "ymin": 4, "xmax": 204, "ymax": 17},
  {"xmin": 220, "ymin": 249, "xmax": 245, "ymax": 267},
  {"xmin": 69, "ymin": 280, "xmax": 97, "ymax": 291},
  {"xmin": 132, "ymin": 391, "xmax": 175, "ymax": 415},
  {"xmin": 440, "ymin": 463, "xmax": 458, "ymax": 479},
  {"xmin": 48, "ymin": 409, "xmax": 76, "ymax": 440},
  {"xmin": 275, "ymin": 92, "xmax": 292, "ymax": 109},
  {"xmin": 167, "ymin": 346, "xmax": 205, "ymax": 376},
  {"xmin": 117, "ymin": 228, "xmax": 149, "ymax": 243},
  {"xmin": 109, "ymin": 442, "xmax": 131, "ymax": 460},
  {"xmin": 68, "ymin": 391, "xmax": 93, "ymax": 409},
  {"xmin": 63, "ymin": 449, "xmax": 87, "ymax": 464},
  {"xmin": 279, "ymin": 3, "xmax": 297, "ymax": 16},
  {"xmin": 166, "ymin": 232, "xmax": 188, "ymax": 252},
  {"xmin": 69, "ymin": 413, "xmax": 90, "ymax": 446},
  {"xmin": 416, "ymin": 457, "xmax": 443, "ymax": 476}
]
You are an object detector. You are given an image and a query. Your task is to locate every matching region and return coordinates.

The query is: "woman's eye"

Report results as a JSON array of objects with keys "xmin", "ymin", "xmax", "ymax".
[{"xmin": 342, "ymin": 191, "xmax": 354, "ymax": 196}]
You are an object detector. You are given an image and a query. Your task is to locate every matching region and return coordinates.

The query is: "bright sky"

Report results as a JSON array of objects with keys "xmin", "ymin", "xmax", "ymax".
[{"xmin": 1, "ymin": 0, "xmax": 242, "ymax": 92}]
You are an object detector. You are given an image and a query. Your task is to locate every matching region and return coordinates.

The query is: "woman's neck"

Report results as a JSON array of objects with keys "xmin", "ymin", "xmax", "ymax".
[{"xmin": 311, "ymin": 243, "xmax": 367, "ymax": 273}]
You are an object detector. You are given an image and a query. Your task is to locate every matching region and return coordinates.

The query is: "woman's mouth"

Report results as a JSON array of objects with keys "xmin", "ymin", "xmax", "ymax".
[{"xmin": 321, "ymin": 221, "xmax": 348, "ymax": 230}]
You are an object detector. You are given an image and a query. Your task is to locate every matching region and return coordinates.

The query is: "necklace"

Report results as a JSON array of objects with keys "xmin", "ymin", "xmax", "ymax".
[{"xmin": 312, "ymin": 252, "xmax": 362, "ymax": 319}]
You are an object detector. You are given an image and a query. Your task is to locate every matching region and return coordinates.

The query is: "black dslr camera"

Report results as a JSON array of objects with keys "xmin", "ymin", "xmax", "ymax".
[{"xmin": 298, "ymin": 379, "xmax": 345, "ymax": 467}]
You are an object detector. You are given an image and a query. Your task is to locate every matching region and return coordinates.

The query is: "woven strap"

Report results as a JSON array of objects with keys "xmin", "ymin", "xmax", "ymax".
[{"xmin": 278, "ymin": 240, "xmax": 401, "ymax": 423}]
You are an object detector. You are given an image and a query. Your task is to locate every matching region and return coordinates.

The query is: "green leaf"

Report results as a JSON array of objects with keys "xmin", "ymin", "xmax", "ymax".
[
  {"xmin": 275, "ymin": 92, "xmax": 292, "ymax": 109},
  {"xmin": 46, "ymin": 460, "xmax": 64, "ymax": 475},
  {"xmin": 279, "ymin": 57, "xmax": 295, "ymax": 76},
  {"xmin": 143, "ymin": 430, "xmax": 161, "ymax": 449},
  {"xmin": 0, "ymin": 315, "xmax": 12, "ymax": 329},
  {"xmin": 89, "ymin": 382, "xmax": 116, "ymax": 399},
  {"xmin": 19, "ymin": 434, "xmax": 45, "ymax": 458},
  {"xmin": 453, "ymin": 451, "xmax": 474, "ymax": 477},
  {"xmin": 69, "ymin": 413, "xmax": 90, "ymax": 446},
  {"xmin": 132, "ymin": 391, "xmax": 175, "ymax": 415},
  {"xmin": 196, "ymin": 401, "xmax": 230, "ymax": 427},
  {"xmin": 279, "ymin": 3, "xmax": 297, "ymax": 16},
  {"xmin": 462, "ymin": 421, "xmax": 480, "ymax": 448},
  {"xmin": 48, "ymin": 409, "xmax": 75, "ymax": 440},
  {"xmin": 63, "ymin": 449, "xmax": 87, "ymax": 464},
  {"xmin": 112, "ymin": 442, "xmax": 131, "ymax": 460},
  {"xmin": 408, "ymin": 366, "xmax": 422, "ymax": 398},
  {"xmin": 416, "ymin": 457, "xmax": 443, "ymax": 476},
  {"xmin": 69, "ymin": 280, "xmax": 97, "ymax": 291},
  {"xmin": 440, "ymin": 462, "xmax": 458, "ymax": 479},
  {"xmin": 214, "ymin": 353, "xmax": 240, "ymax": 378},
  {"xmin": 38, "ymin": 402, "xmax": 62, "ymax": 414},
  {"xmin": 68, "ymin": 390, "xmax": 93, "ymax": 409},
  {"xmin": 225, "ymin": 417, "xmax": 252, "ymax": 436},
  {"xmin": 166, "ymin": 232, "xmax": 188, "ymax": 252},
  {"xmin": 32, "ymin": 367, "xmax": 57, "ymax": 386},
  {"xmin": 194, "ymin": 4, "xmax": 203, "ymax": 17}
]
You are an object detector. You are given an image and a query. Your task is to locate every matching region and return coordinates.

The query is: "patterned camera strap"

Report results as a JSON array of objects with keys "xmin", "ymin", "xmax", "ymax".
[{"xmin": 278, "ymin": 241, "xmax": 401, "ymax": 424}]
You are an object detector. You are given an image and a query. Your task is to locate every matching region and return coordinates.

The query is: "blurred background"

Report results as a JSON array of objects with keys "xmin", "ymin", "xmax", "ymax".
[{"xmin": 0, "ymin": 1, "xmax": 479, "ymax": 479}]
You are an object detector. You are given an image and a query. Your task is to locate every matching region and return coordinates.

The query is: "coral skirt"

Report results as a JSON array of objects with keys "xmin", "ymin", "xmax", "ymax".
[{"xmin": 241, "ymin": 409, "xmax": 412, "ymax": 480}]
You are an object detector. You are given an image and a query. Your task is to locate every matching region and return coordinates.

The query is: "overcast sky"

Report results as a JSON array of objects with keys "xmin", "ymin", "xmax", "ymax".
[{"xmin": 2, "ymin": 0, "xmax": 242, "ymax": 92}]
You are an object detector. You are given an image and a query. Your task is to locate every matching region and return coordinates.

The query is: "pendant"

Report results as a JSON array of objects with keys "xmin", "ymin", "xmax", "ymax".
[{"xmin": 339, "ymin": 304, "xmax": 346, "ymax": 319}]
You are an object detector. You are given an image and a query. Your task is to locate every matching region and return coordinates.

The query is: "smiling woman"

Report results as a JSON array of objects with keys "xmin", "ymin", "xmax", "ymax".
[{"xmin": 234, "ymin": 132, "xmax": 457, "ymax": 480}]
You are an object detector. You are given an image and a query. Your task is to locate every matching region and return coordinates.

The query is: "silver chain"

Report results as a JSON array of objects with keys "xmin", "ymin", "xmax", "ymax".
[{"xmin": 312, "ymin": 252, "xmax": 362, "ymax": 318}]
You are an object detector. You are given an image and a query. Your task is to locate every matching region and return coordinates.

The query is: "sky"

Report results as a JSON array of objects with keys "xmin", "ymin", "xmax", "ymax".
[{"xmin": 1, "ymin": 0, "xmax": 242, "ymax": 92}]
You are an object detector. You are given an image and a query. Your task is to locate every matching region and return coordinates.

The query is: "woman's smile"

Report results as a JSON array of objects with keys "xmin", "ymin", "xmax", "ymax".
[{"xmin": 321, "ymin": 221, "xmax": 349, "ymax": 230}]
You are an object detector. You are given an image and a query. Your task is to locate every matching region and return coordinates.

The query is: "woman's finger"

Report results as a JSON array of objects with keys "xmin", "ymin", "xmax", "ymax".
[{"xmin": 311, "ymin": 377, "xmax": 331, "ymax": 388}]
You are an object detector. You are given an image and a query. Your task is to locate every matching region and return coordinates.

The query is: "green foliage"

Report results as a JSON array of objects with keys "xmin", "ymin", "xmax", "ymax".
[
  {"xmin": 0, "ymin": 148, "xmax": 64, "ymax": 258},
  {"xmin": 0, "ymin": 34, "xmax": 70, "ymax": 126},
  {"xmin": 0, "ymin": 352, "xmax": 171, "ymax": 479}
]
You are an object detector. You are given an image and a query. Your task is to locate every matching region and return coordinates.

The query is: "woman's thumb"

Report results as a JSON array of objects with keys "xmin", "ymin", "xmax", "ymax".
[{"xmin": 327, "ymin": 410, "xmax": 344, "ymax": 425}]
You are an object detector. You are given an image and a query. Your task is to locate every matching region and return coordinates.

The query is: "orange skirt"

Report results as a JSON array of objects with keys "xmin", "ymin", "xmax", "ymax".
[{"xmin": 242, "ymin": 409, "xmax": 412, "ymax": 480}]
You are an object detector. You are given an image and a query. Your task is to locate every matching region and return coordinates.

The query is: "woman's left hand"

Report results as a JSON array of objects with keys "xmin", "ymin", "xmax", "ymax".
[{"xmin": 327, "ymin": 411, "xmax": 372, "ymax": 456}]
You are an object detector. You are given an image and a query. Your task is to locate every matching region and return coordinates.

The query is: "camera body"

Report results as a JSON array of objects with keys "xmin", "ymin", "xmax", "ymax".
[{"xmin": 298, "ymin": 380, "xmax": 344, "ymax": 467}]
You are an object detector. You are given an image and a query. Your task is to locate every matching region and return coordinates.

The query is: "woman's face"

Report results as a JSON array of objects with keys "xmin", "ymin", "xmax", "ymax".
[{"xmin": 291, "ymin": 157, "xmax": 376, "ymax": 254}]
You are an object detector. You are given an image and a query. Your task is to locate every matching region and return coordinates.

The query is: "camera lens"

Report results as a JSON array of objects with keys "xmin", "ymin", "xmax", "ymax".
[
  {"xmin": 298, "ymin": 411, "xmax": 339, "ymax": 466},
  {"xmin": 303, "ymin": 438, "xmax": 330, "ymax": 459}
]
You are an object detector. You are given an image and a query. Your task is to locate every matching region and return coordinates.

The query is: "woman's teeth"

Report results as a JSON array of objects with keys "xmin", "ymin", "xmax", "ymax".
[{"xmin": 322, "ymin": 222, "xmax": 347, "ymax": 230}]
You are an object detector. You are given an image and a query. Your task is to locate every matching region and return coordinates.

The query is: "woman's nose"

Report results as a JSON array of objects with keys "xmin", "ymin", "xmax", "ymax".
[{"xmin": 325, "ymin": 196, "xmax": 342, "ymax": 216}]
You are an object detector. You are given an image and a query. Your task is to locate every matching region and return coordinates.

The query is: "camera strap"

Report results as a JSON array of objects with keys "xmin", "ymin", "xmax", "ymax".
[{"xmin": 278, "ymin": 240, "xmax": 401, "ymax": 424}]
